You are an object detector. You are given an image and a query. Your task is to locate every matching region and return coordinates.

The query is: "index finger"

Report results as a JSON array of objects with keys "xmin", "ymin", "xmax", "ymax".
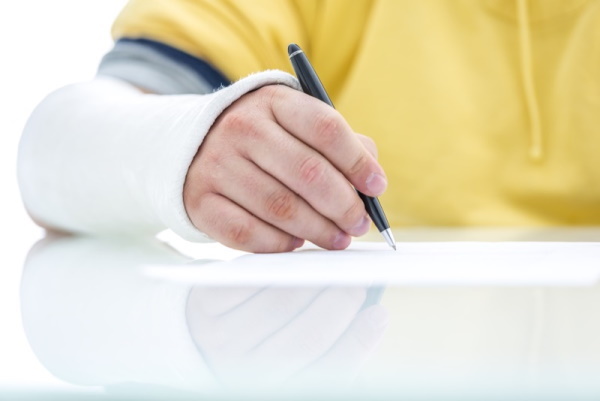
[{"xmin": 267, "ymin": 86, "xmax": 388, "ymax": 197}]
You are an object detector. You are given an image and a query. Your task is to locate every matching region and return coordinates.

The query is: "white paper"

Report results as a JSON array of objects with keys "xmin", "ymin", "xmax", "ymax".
[{"xmin": 143, "ymin": 242, "xmax": 600, "ymax": 286}]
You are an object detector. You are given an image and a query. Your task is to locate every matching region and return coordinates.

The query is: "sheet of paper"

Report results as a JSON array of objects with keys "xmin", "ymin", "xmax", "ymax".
[{"xmin": 143, "ymin": 242, "xmax": 600, "ymax": 286}]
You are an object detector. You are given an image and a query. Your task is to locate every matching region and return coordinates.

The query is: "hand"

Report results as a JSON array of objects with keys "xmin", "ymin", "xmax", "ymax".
[{"xmin": 183, "ymin": 85, "xmax": 387, "ymax": 252}]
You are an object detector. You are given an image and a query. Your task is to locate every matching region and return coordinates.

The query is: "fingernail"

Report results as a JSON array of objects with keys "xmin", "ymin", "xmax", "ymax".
[
  {"xmin": 292, "ymin": 237, "xmax": 305, "ymax": 249},
  {"xmin": 366, "ymin": 173, "xmax": 387, "ymax": 195},
  {"xmin": 332, "ymin": 232, "xmax": 351, "ymax": 250},
  {"xmin": 349, "ymin": 215, "xmax": 371, "ymax": 236}
]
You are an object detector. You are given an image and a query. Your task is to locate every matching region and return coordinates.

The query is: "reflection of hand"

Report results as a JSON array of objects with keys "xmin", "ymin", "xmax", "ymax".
[
  {"xmin": 186, "ymin": 286, "xmax": 389, "ymax": 386},
  {"xmin": 183, "ymin": 85, "xmax": 386, "ymax": 252}
]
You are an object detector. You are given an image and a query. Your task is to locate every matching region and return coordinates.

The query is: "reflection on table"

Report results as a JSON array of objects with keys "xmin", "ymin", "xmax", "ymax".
[
  {"xmin": 18, "ymin": 228, "xmax": 600, "ymax": 400},
  {"xmin": 20, "ymin": 235, "xmax": 388, "ymax": 399}
]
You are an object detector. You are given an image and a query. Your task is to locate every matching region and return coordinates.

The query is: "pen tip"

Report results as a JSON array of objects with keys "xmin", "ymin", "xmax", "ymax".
[
  {"xmin": 288, "ymin": 43, "xmax": 301, "ymax": 56},
  {"xmin": 381, "ymin": 228, "xmax": 396, "ymax": 251}
]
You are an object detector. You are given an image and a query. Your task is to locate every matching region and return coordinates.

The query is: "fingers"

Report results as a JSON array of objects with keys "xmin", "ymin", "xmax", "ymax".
[
  {"xmin": 184, "ymin": 84, "xmax": 385, "ymax": 253},
  {"xmin": 211, "ymin": 156, "xmax": 353, "ymax": 250},
  {"xmin": 186, "ymin": 192, "xmax": 303, "ymax": 253},
  {"xmin": 237, "ymin": 123, "xmax": 370, "ymax": 241},
  {"xmin": 268, "ymin": 86, "xmax": 387, "ymax": 197}
]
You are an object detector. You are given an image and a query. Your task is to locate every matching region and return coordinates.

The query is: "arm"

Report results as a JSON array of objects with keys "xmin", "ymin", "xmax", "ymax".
[
  {"xmin": 18, "ymin": 2, "xmax": 385, "ymax": 252},
  {"xmin": 17, "ymin": 71, "xmax": 300, "ymax": 242}
]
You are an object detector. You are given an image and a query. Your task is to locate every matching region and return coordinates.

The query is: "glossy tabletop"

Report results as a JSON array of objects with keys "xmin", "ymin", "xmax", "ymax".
[{"xmin": 2, "ymin": 227, "xmax": 600, "ymax": 401}]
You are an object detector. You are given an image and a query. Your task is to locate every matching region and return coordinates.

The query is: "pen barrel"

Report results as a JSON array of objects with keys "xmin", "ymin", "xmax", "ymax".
[
  {"xmin": 357, "ymin": 192, "xmax": 389, "ymax": 233},
  {"xmin": 289, "ymin": 44, "xmax": 392, "ymax": 236},
  {"xmin": 289, "ymin": 52, "xmax": 334, "ymax": 107}
]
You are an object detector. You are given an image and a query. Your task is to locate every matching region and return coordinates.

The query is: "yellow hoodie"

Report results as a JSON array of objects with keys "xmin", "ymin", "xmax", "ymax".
[{"xmin": 112, "ymin": 0, "xmax": 600, "ymax": 227}]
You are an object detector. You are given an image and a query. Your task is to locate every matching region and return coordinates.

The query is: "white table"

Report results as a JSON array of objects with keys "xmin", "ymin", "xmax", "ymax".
[{"xmin": 2, "ymin": 227, "xmax": 600, "ymax": 400}]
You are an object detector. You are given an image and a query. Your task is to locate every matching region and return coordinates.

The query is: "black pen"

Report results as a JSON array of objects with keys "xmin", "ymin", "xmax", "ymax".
[{"xmin": 288, "ymin": 43, "xmax": 396, "ymax": 250}]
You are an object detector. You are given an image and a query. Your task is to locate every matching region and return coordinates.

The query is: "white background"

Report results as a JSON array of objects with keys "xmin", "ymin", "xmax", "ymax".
[{"xmin": 0, "ymin": 0, "xmax": 127, "ymax": 387}]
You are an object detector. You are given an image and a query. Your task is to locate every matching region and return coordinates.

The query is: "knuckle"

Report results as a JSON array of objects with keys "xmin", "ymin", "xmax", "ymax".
[
  {"xmin": 265, "ymin": 190, "xmax": 298, "ymax": 221},
  {"xmin": 255, "ymin": 236, "xmax": 293, "ymax": 254},
  {"xmin": 183, "ymin": 186, "xmax": 201, "ymax": 214},
  {"xmin": 224, "ymin": 220, "xmax": 253, "ymax": 246},
  {"xmin": 348, "ymin": 153, "xmax": 370, "ymax": 177},
  {"xmin": 261, "ymin": 238, "xmax": 292, "ymax": 254},
  {"xmin": 219, "ymin": 109, "xmax": 246, "ymax": 131},
  {"xmin": 298, "ymin": 155, "xmax": 327, "ymax": 186},
  {"xmin": 185, "ymin": 194, "xmax": 217, "ymax": 232},
  {"xmin": 359, "ymin": 135, "xmax": 378, "ymax": 158},
  {"xmin": 274, "ymin": 241, "xmax": 291, "ymax": 253},
  {"xmin": 257, "ymin": 84, "xmax": 283, "ymax": 105},
  {"xmin": 219, "ymin": 110, "xmax": 262, "ymax": 140},
  {"xmin": 340, "ymin": 198, "xmax": 365, "ymax": 223},
  {"xmin": 313, "ymin": 111, "xmax": 342, "ymax": 147},
  {"xmin": 204, "ymin": 148, "xmax": 223, "ymax": 167},
  {"xmin": 279, "ymin": 235, "xmax": 301, "ymax": 253},
  {"xmin": 200, "ymin": 151, "xmax": 232, "ymax": 183},
  {"xmin": 357, "ymin": 133, "xmax": 375, "ymax": 146}
]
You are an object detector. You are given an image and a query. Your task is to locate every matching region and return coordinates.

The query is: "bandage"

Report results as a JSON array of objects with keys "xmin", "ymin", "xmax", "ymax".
[{"xmin": 18, "ymin": 71, "xmax": 300, "ymax": 241}]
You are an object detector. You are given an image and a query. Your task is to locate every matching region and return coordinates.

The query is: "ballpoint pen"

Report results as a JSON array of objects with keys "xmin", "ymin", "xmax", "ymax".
[{"xmin": 288, "ymin": 43, "xmax": 396, "ymax": 250}]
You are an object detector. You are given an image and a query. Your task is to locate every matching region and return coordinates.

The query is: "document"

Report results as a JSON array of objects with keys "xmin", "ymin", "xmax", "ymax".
[{"xmin": 144, "ymin": 242, "xmax": 600, "ymax": 286}]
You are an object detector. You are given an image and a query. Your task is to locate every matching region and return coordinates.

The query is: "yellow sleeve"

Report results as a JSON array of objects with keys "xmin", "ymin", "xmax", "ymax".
[
  {"xmin": 111, "ymin": 0, "xmax": 315, "ymax": 81},
  {"xmin": 111, "ymin": 0, "xmax": 372, "ymax": 97}
]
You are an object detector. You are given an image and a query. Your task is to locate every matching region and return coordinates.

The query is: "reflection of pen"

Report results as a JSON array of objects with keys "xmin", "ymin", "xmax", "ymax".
[{"xmin": 288, "ymin": 43, "xmax": 396, "ymax": 250}]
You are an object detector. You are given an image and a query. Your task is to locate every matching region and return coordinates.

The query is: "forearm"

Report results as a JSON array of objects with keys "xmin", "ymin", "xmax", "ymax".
[{"xmin": 17, "ymin": 72, "xmax": 299, "ymax": 240}]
